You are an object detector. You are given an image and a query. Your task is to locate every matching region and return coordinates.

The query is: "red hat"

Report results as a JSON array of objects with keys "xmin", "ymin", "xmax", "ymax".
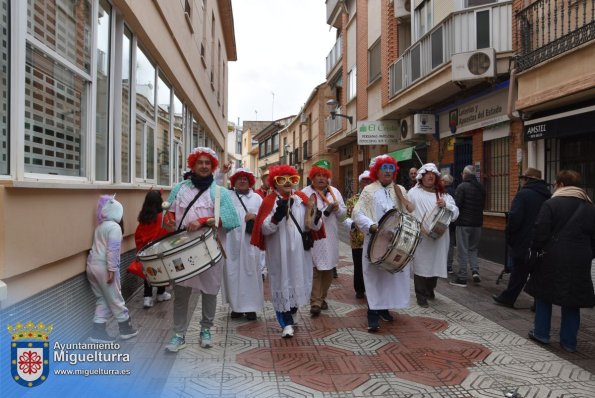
[
  {"xmin": 230, "ymin": 168, "xmax": 256, "ymax": 188},
  {"xmin": 268, "ymin": 164, "xmax": 298, "ymax": 187},
  {"xmin": 187, "ymin": 147, "xmax": 219, "ymax": 171}
]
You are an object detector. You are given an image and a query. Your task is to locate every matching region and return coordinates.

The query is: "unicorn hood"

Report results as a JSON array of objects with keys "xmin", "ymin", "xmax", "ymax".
[{"xmin": 96, "ymin": 195, "xmax": 123, "ymax": 223}]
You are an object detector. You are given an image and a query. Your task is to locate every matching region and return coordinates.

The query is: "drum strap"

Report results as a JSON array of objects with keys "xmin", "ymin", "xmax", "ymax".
[{"xmin": 177, "ymin": 187, "xmax": 208, "ymax": 231}]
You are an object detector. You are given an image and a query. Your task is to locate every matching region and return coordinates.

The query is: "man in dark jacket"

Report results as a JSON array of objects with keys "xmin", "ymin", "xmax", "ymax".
[
  {"xmin": 493, "ymin": 168, "xmax": 551, "ymax": 307},
  {"xmin": 451, "ymin": 165, "xmax": 486, "ymax": 287}
]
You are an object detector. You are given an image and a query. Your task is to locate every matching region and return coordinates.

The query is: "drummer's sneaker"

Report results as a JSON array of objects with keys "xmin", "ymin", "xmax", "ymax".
[
  {"xmin": 157, "ymin": 291, "xmax": 172, "ymax": 302},
  {"xmin": 282, "ymin": 325, "xmax": 294, "ymax": 338},
  {"xmin": 143, "ymin": 297, "xmax": 154, "ymax": 308},
  {"xmin": 118, "ymin": 319, "xmax": 139, "ymax": 340},
  {"xmin": 200, "ymin": 328, "xmax": 212, "ymax": 348},
  {"xmin": 165, "ymin": 334, "xmax": 186, "ymax": 352},
  {"xmin": 378, "ymin": 310, "xmax": 394, "ymax": 322},
  {"xmin": 472, "ymin": 272, "xmax": 481, "ymax": 283},
  {"xmin": 450, "ymin": 278, "xmax": 468, "ymax": 287}
]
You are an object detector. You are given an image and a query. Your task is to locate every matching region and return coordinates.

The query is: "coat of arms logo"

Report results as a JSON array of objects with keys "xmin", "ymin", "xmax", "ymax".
[{"xmin": 7, "ymin": 321, "xmax": 53, "ymax": 387}]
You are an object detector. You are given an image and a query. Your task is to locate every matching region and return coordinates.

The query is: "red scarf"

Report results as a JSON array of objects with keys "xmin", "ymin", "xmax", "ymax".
[{"xmin": 250, "ymin": 190, "xmax": 326, "ymax": 250}]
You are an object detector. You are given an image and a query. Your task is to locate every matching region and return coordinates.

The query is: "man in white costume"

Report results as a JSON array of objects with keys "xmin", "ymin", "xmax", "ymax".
[
  {"xmin": 408, "ymin": 163, "xmax": 459, "ymax": 308},
  {"xmin": 222, "ymin": 168, "xmax": 265, "ymax": 320},
  {"xmin": 251, "ymin": 165, "xmax": 324, "ymax": 338},
  {"xmin": 164, "ymin": 147, "xmax": 240, "ymax": 352},
  {"xmin": 301, "ymin": 159, "xmax": 346, "ymax": 316},
  {"xmin": 353, "ymin": 155, "xmax": 415, "ymax": 332}
]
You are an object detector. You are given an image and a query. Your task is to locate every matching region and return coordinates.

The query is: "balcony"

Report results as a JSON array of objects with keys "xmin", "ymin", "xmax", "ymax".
[
  {"xmin": 326, "ymin": 0, "xmax": 343, "ymax": 29},
  {"xmin": 325, "ymin": 107, "xmax": 344, "ymax": 137},
  {"xmin": 389, "ymin": 1, "xmax": 512, "ymax": 98},
  {"xmin": 517, "ymin": 0, "xmax": 595, "ymax": 72},
  {"xmin": 326, "ymin": 35, "xmax": 342, "ymax": 76}
]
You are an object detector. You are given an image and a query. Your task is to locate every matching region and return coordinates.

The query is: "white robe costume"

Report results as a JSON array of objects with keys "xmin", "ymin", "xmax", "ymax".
[
  {"xmin": 301, "ymin": 185, "xmax": 346, "ymax": 270},
  {"xmin": 222, "ymin": 189, "xmax": 265, "ymax": 312},
  {"xmin": 408, "ymin": 185, "xmax": 459, "ymax": 278},
  {"xmin": 353, "ymin": 181, "xmax": 411, "ymax": 310},
  {"xmin": 261, "ymin": 192, "xmax": 322, "ymax": 312}
]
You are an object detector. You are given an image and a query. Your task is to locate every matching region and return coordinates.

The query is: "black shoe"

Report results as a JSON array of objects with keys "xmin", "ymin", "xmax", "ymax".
[
  {"xmin": 230, "ymin": 311, "xmax": 243, "ymax": 319},
  {"xmin": 367, "ymin": 310, "xmax": 380, "ymax": 332},
  {"xmin": 417, "ymin": 297, "xmax": 429, "ymax": 308},
  {"xmin": 118, "ymin": 319, "xmax": 139, "ymax": 340},
  {"xmin": 310, "ymin": 305, "xmax": 321, "ymax": 316},
  {"xmin": 528, "ymin": 330, "xmax": 549, "ymax": 345},
  {"xmin": 320, "ymin": 301, "xmax": 328, "ymax": 310},
  {"xmin": 428, "ymin": 291, "xmax": 435, "ymax": 300},
  {"xmin": 472, "ymin": 272, "xmax": 481, "ymax": 283},
  {"xmin": 492, "ymin": 294, "xmax": 514, "ymax": 308},
  {"xmin": 449, "ymin": 278, "xmax": 467, "ymax": 287},
  {"xmin": 90, "ymin": 323, "xmax": 116, "ymax": 343},
  {"xmin": 245, "ymin": 312, "xmax": 257, "ymax": 321},
  {"xmin": 378, "ymin": 310, "xmax": 394, "ymax": 322},
  {"xmin": 333, "ymin": 268, "xmax": 338, "ymax": 278},
  {"xmin": 355, "ymin": 292, "xmax": 366, "ymax": 299}
]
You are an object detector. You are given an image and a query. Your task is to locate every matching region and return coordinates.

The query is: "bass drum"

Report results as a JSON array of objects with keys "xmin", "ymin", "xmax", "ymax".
[
  {"xmin": 367, "ymin": 209, "xmax": 421, "ymax": 273},
  {"xmin": 137, "ymin": 227, "xmax": 222, "ymax": 286}
]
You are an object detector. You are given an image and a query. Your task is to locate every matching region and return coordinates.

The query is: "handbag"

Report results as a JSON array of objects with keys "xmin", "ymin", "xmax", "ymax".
[
  {"xmin": 288, "ymin": 209, "xmax": 314, "ymax": 251},
  {"xmin": 127, "ymin": 259, "xmax": 146, "ymax": 279},
  {"xmin": 235, "ymin": 191, "xmax": 254, "ymax": 234}
]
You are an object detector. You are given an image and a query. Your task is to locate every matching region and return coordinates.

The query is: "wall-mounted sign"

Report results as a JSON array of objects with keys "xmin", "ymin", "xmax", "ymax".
[
  {"xmin": 414, "ymin": 114, "xmax": 436, "ymax": 135},
  {"xmin": 357, "ymin": 120, "xmax": 400, "ymax": 145}
]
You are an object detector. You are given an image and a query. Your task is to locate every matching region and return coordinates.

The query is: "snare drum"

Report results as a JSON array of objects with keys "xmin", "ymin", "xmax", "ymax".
[
  {"xmin": 422, "ymin": 207, "xmax": 453, "ymax": 239},
  {"xmin": 137, "ymin": 227, "xmax": 222, "ymax": 286},
  {"xmin": 367, "ymin": 209, "xmax": 421, "ymax": 273}
]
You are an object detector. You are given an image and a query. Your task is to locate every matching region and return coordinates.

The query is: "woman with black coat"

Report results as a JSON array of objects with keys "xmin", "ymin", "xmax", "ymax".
[{"xmin": 524, "ymin": 170, "xmax": 595, "ymax": 352}]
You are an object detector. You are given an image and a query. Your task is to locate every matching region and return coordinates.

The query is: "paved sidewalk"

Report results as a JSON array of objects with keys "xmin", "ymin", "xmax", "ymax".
[{"xmin": 115, "ymin": 240, "xmax": 595, "ymax": 398}]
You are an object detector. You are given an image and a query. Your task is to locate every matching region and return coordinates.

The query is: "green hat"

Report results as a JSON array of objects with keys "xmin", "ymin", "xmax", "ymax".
[{"xmin": 313, "ymin": 159, "xmax": 331, "ymax": 170}]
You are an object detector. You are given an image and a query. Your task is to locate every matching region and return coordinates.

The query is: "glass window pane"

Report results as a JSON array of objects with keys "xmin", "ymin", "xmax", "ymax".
[
  {"xmin": 477, "ymin": 10, "xmax": 490, "ymax": 49},
  {"xmin": 135, "ymin": 46, "xmax": 155, "ymax": 120},
  {"xmin": 24, "ymin": 43, "xmax": 87, "ymax": 176},
  {"xmin": 135, "ymin": 118, "xmax": 143, "ymax": 179},
  {"xmin": 27, "ymin": 0, "xmax": 92, "ymax": 73},
  {"xmin": 120, "ymin": 28, "xmax": 132, "ymax": 183},
  {"xmin": 431, "ymin": 27, "xmax": 443, "ymax": 69},
  {"xmin": 95, "ymin": 0, "xmax": 111, "ymax": 181},
  {"xmin": 1, "ymin": 0, "xmax": 9, "ymax": 175},
  {"xmin": 146, "ymin": 124, "xmax": 154, "ymax": 180},
  {"xmin": 411, "ymin": 45, "xmax": 421, "ymax": 81},
  {"xmin": 157, "ymin": 75, "xmax": 170, "ymax": 185}
]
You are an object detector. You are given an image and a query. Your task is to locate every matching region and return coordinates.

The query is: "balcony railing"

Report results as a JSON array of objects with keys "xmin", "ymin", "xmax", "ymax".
[
  {"xmin": 517, "ymin": 0, "xmax": 595, "ymax": 72},
  {"xmin": 326, "ymin": 35, "xmax": 342, "ymax": 75},
  {"xmin": 389, "ymin": 1, "xmax": 512, "ymax": 98}
]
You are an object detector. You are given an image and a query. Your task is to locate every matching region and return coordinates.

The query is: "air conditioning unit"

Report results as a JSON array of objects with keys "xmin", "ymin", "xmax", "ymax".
[
  {"xmin": 451, "ymin": 48, "xmax": 496, "ymax": 81},
  {"xmin": 400, "ymin": 116, "xmax": 415, "ymax": 141},
  {"xmin": 395, "ymin": 0, "xmax": 411, "ymax": 19}
]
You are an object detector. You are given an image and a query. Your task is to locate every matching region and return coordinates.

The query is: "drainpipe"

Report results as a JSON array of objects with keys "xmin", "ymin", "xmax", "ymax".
[{"xmin": 507, "ymin": 67, "xmax": 520, "ymax": 121}]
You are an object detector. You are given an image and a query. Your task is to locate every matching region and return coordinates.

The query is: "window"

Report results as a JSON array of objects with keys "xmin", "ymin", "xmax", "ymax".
[
  {"xmin": 483, "ymin": 137, "xmax": 509, "ymax": 212},
  {"xmin": 95, "ymin": 0, "xmax": 111, "ymax": 181},
  {"xmin": 466, "ymin": 0, "xmax": 497, "ymax": 7},
  {"xmin": 120, "ymin": 28, "xmax": 133, "ymax": 183},
  {"xmin": 1, "ymin": 0, "xmax": 9, "ymax": 175},
  {"xmin": 347, "ymin": 67, "xmax": 357, "ymax": 101},
  {"xmin": 24, "ymin": 0, "xmax": 92, "ymax": 176},
  {"xmin": 272, "ymin": 133, "xmax": 279, "ymax": 152},
  {"xmin": 156, "ymin": 75, "xmax": 171, "ymax": 186},
  {"xmin": 368, "ymin": 40, "xmax": 381, "ymax": 83},
  {"xmin": 135, "ymin": 46, "xmax": 156, "ymax": 181},
  {"xmin": 265, "ymin": 138, "xmax": 271, "ymax": 155},
  {"xmin": 431, "ymin": 27, "xmax": 443, "ymax": 69},
  {"xmin": 411, "ymin": 44, "xmax": 421, "ymax": 82},
  {"xmin": 259, "ymin": 142, "xmax": 265, "ymax": 158},
  {"xmin": 476, "ymin": 10, "xmax": 490, "ymax": 49},
  {"xmin": 415, "ymin": 0, "xmax": 432, "ymax": 40}
]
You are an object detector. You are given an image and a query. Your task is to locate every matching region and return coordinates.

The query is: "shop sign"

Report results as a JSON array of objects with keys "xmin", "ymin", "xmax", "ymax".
[{"xmin": 357, "ymin": 120, "xmax": 399, "ymax": 145}]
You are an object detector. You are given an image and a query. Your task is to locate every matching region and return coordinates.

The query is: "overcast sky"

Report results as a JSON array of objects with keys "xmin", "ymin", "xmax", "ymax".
[{"xmin": 228, "ymin": 0, "xmax": 337, "ymax": 126}]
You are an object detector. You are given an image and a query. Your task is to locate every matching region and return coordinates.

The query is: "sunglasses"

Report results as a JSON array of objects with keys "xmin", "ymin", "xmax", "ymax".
[
  {"xmin": 274, "ymin": 175, "xmax": 300, "ymax": 185},
  {"xmin": 380, "ymin": 163, "xmax": 396, "ymax": 173}
]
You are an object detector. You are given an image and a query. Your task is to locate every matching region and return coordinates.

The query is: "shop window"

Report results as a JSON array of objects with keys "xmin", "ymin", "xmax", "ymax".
[{"xmin": 483, "ymin": 137, "xmax": 509, "ymax": 212}]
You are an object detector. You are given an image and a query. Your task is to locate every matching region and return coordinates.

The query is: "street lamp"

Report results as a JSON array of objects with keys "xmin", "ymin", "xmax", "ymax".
[{"xmin": 326, "ymin": 99, "xmax": 353, "ymax": 125}]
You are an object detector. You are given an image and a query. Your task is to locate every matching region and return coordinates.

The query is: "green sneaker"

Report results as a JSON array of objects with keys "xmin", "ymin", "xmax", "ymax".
[
  {"xmin": 200, "ymin": 328, "xmax": 212, "ymax": 348},
  {"xmin": 165, "ymin": 334, "xmax": 186, "ymax": 352}
]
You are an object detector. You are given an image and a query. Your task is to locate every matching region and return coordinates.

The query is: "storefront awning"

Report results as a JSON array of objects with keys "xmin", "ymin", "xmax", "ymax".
[{"xmin": 388, "ymin": 146, "xmax": 423, "ymax": 164}]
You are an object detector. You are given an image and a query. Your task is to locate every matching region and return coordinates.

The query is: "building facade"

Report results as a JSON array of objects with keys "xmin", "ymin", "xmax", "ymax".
[{"xmin": 0, "ymin": 0, "xmax": 236, "ymax": 326}]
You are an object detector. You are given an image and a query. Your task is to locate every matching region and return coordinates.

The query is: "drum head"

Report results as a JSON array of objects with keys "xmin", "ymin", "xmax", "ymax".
[
  {"xmin": 368, "ymin": 209, "xmax": 402, "ymax": 264},
  {"xmin": 138, "ymin": 227, "xmax": 210, "ymax": 257}
]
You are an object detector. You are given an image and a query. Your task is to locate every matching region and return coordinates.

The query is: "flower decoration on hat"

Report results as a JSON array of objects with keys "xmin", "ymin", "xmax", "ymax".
[
  {"xmin": 230, "ymin": 167, "xmax": 256, "ymax": 187},
  {"xmin": 369, "ymin": 155, "xmax": 399, "ymax": 182},
  {"xmin": 416, "ymin": 163, "xmax": 440, "ymax": 180},
  {"xmin": 308, "ymin": 159, "xmax": 332, "ymax": 180},
  {"xmin": 358, "ymin": 170, "xmax": 372, "ymax": 183},
  {"xmin": 268, "ymin": 164, "xmax": 299, "ymax": 188},
  {"xmin": 187, "ymin": 147, "xmax": 219, "ymax": 171}
]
